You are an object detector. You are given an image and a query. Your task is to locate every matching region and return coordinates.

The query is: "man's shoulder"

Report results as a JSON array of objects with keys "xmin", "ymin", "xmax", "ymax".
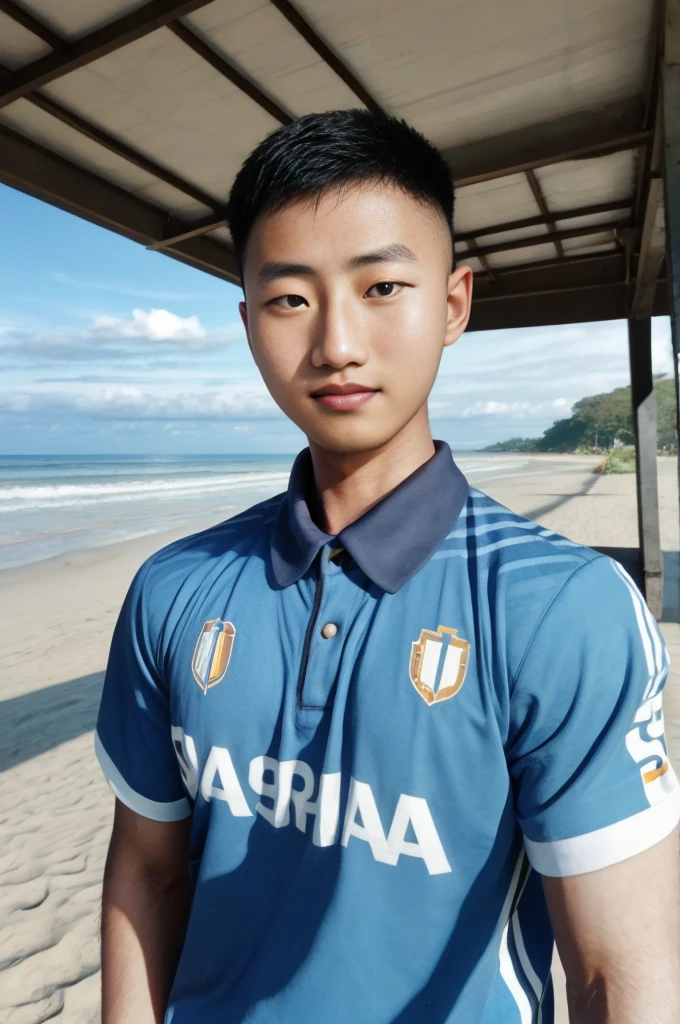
[
  {"xmin": 134, "ymin": 491, "xmax": 285, "ymax": 599},
  {"xmin": 459, "ymin": 489, "xmax": 630, "ymax": 676},
  {"xmin": 461, "ymin": 486, "xmax": 600, "ymax": 581}
]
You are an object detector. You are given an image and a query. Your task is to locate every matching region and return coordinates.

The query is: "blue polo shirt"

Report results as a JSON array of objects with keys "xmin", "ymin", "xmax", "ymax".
[{"xmin": 95, "ymin": 441, "xmax": 680, "ymax": 1023}]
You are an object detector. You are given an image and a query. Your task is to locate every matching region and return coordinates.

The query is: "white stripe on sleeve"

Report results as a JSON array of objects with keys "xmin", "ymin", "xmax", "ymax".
[
  {"xmin": 524, "ymin": 781, "xmax": 680, "ymax": 877},
  {"xmin": 95, "ymin": 732, "xmax": 192, "ymax": 822},
  {"xmin": 610, "ymin": 560, "xmax": 663, "ymax": 699}
]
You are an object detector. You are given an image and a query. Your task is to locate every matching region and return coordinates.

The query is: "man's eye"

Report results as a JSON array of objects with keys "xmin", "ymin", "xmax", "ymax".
[
  {"xmin": 271, "ymin": 294, "xmax": 307, "ymax": 308},
  {"xmin": 366, "ymin": 282, "xmax": 402, "ymax": 298}
]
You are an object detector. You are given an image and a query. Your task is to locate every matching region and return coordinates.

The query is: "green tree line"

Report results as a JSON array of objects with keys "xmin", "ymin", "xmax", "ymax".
[{"xmin": 484, "ymin": 377, "xmax": 677, "ymax": 453}]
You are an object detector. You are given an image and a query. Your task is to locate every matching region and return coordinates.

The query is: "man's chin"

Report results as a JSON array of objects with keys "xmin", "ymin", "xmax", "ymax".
[{"xmin": 303, "ymin": 423, "xmax": 406, "ymax": 457}]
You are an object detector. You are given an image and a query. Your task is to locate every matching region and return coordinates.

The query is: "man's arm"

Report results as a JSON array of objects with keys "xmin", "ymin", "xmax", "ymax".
[
  {"xmin": 542, "ymin": 828, "xmax": 680, "ymax": 1024},
  {"xmin": 101, "ymin": 799, "xmax": 191, "ymax": 1024}
]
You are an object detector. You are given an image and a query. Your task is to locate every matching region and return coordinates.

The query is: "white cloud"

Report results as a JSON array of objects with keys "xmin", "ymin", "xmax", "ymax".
[
  {"xmin": 0, "ymin": 392, "xmax": 30, "ymax": 412},
  {"xmin": 0, "ymin": 309, "xmax": 244, "ymax": 363},
  {"xmin": 0, "ymin": 383, "xmax": 281, "ymax": 421},
  {"xmin": 88, "ymin": 308, "xmax": 206, "ymax": 345},
  {"xmin": 458, "ymin": 400, "xmax": 545, "ymax": 418},
  {"xmin": 553, "ymin": 398, "xmax": 569, "ymax": 409}
]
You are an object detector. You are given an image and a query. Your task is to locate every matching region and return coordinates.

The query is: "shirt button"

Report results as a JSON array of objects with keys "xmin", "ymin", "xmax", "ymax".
[{"xmin": 321, "ymin": 623, "xmax": 338, "ymax": 639}]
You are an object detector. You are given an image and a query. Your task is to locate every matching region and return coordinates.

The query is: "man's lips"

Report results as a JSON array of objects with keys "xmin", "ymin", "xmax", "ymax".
[{"xmin": 310, "ymin": 384, "xmax": 379, "ymax": 411}]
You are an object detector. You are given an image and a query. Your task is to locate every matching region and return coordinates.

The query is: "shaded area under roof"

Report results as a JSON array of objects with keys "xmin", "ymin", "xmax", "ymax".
[{"xmin": 0, "ymin": 0, "xmax": 670, "ymax": 329}]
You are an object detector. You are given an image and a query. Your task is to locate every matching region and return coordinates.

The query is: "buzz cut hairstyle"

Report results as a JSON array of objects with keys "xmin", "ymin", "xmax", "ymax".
[{"xmin": 225, "ymin": 109, "xmax": 455, "ymax": 279}]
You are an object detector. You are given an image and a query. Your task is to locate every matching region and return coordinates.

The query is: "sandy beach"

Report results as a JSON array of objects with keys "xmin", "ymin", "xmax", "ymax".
[{"xmin": 1, "ymin": 453, "xmax": 679, "ymax": 1023}]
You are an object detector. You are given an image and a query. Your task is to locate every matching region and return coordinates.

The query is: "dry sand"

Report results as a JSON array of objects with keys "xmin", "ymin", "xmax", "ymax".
[{"xmin": 1, "ymin": 454, "xmax": 678, "ymax": 1023}]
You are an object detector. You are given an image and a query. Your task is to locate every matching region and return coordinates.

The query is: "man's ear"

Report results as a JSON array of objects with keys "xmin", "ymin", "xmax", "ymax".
[
  {"xmin": 443, "ymin": 264, "xmax": 473, "ymax": 349},
  {"xmin": 238, "ymin": 299, "xmax": 253, "ymax": 355}
]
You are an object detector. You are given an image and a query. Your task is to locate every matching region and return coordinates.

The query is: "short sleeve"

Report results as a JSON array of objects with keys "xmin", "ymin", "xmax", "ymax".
[
  {"xmin": 95, "ymin": 560, "xmax": 191, "ymax": 821},
  {"xmin": 508, "ymin": 555, "xmax": 679, "ymax": 876}
]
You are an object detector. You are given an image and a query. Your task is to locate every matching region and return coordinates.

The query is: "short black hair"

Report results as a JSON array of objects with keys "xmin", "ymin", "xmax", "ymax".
[{"xmin": 225, "ymin": 109, "xmax": 455, "ymax": 277}]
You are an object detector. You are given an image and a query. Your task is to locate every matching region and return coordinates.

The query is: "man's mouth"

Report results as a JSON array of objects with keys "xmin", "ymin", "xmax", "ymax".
[{"xmin": 310, "ymin": 383, "xmax": 379, "ymax": 411}]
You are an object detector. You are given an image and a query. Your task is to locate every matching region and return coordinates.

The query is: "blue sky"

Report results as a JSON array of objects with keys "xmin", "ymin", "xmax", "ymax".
[{"xmin": 0, "ymin": 183, "xmax": 673, "ymax": 455}]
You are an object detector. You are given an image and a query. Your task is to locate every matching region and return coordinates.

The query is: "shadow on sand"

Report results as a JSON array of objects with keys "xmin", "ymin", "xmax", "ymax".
[{"xmin": 0, "ymin": 671, "xmax": 104, "ymax": 773}]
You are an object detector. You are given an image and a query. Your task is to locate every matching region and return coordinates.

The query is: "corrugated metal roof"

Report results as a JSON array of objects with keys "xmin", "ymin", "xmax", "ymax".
[{"xmin": 0, "ymin": 0, "xmax": 668, "ymax": 328}]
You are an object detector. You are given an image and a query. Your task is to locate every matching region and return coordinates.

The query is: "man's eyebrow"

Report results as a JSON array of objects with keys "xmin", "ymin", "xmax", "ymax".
[
  {"xmin": 256, "ymin": 261, "xmax": 316, "ymax": 285},
  {"xmin": 345, "ymin": 244, "xmax": 419, "ymax": 269},
  {"xmin": 254, "ymin": 244, "xmax": 418, "ymax": 284}
]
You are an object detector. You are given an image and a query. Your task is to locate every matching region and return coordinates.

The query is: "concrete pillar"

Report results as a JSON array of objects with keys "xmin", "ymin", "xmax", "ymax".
[{"xmin": 628, "ymin": 318, "xmax": 663, "ymax": 617}]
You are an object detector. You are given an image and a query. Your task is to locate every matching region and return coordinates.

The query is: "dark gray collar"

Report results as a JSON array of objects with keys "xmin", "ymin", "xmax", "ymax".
[{"xmin": 271, "ymin": 440, "xmax": 468, "ymax": 593}]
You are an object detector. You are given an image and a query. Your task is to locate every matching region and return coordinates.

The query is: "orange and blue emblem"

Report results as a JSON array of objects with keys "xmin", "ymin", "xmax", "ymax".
[
  {"xmin": 192, "ymin": 619, "xmax": 236, "ymax": 694},
  {"xmin": 410, "ymin": 625, "xmax": 469, "ymax": 705}
]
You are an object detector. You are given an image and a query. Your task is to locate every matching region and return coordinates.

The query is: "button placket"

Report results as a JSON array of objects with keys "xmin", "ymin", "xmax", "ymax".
[{"xmin": 297, "ymin": 546, "xmax": 346, "ymax": 710}]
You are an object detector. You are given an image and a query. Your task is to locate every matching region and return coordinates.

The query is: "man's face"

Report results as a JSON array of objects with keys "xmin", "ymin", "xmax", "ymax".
[{"xmin": 239, "ymin": 183, "xmax": 472, "ymax": 454}]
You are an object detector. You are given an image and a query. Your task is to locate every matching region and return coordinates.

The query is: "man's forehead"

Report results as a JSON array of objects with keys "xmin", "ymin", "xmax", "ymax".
[
  {"xmin": 260, "ymin": 182, "xmax": 440, "ymax": 230},
  {"xmin": 244, "ymin": 185, "xmax": 449, "ymax": 275}
]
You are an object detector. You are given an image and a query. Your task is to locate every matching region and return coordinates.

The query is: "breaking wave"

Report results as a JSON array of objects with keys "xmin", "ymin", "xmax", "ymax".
[{"xmin": 0, "ymin": 471, "xmax": 289, "ymax": 512}]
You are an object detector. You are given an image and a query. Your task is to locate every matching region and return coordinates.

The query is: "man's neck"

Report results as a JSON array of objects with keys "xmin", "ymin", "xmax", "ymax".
[{"xmin": 308, "ymin": 414, "xmax": 436, "ymax": 536}]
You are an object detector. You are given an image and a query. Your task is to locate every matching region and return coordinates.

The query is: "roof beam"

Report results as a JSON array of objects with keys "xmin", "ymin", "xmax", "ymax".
[
  {"xmin": 445, "ymin": 99, "xmax": 651, "ymax": 186},
  {"xmin": 633, "ymin": 5, "xmax": 664, "ymax": 231},
  {"xmin": 0, "ymin": 64, "xmax": 219, "ymax": 210},
  {"xmin": 267, "ymin": 0, "xmax": 384, "ymax": 115},
  {"xmin": 472, "ymin": 247, "xmax": 663, "ymax": 282},
  {"xmin": 468, "ymin": 281, "xmax": 668, "ymax": 332},
  {"xmin": 474, "ymin": 280, "xmax": 645, "ymax": 304},
  {"xmin": 0, "ymin": 0, "xmax": 215, "ymax": 110},
  {"xmin": 454, "ymin": 130, "xmax": 651, "ymax": 187},
  {"xmin": 630, "ymin": 29, "xmax": 665, "ymax": 319},
  {"xmin": 525, "ymin": 168, "xmax": 564, "ymax": 259},
  {"xmin": 20, "ymin": 86, "xmax": 221, "ymax": 210},
  {"xmin": 474, "ymin": 250, "xmax": 627, "ymax": 279},
  {"xmin": 0, "ymin": 125, "xmax": 240, "ymax": 283},
  {"xmin": 167, "ymin": 20, "xmax": 293, "ymax": 125},
  {"xmin": 630, "ymin": 177, "xmax": 666, "ymax": 321},
  {"xmin": 462, "ymin": 219, "xmax": 628, "ymax": 261},
  {"xmin": 0, "ymin": 10, "xmax": 222, "ymax": 211},
  {"xmin": 465, "ymin": 238, "xmax": 495, "ymax": 282},
  {"xmin": 467, "ymin": 283, "xmax": 631, "ymax": 330},
  {"xmin": 473, "ymin": 251, "xmax": 626, "ymax": 297},
  {"xmin": 148, "ymin": 213, "xmax": 228, "ymax": 249},
  {"xmin": 456, "ymin": 199, "xmax": 631, "ymax": 243},
  {"xmin": 0, "ymin": 0, "xmax": 65, "ymax": 50},
  {"xmin": 642, "ymin": 0, "xmax": 664, "ymax": 133}
]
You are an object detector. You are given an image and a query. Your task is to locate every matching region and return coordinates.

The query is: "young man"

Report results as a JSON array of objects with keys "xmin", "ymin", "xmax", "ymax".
[{"xmin": 96, "ymin": 111, "xmax": 680, "ymax": 1023}]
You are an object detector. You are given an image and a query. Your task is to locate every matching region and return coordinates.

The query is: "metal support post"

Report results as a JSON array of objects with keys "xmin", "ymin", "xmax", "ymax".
[
  {"xmin": 628, "ymin": 318, "xmax": 663, "ymax": 617},
  {"xmin": 664, "ymin": 0, "xmax": 680, "ymax": 550}
]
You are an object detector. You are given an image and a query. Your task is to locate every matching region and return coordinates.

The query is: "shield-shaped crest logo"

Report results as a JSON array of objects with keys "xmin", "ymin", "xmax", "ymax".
[
  {"xmin": 192, "ymin": 619, "xmax": 236, "ymax": 694},
  {"xmin": 410, "ymin": 625, "xmax": 469, "ymax": 706}
]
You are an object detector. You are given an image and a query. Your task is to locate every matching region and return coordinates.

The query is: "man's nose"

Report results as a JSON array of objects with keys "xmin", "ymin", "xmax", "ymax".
[{"xmin": 310, "ymin": 298, "xmax": 368, "ymax": 370}]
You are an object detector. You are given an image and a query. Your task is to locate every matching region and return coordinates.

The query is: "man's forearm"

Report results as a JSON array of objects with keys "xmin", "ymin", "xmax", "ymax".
[
  {"xmin": 566, "ymin": 970, "xmax": 680, "ymax": 1024},
  {"xmin": 101, "ymin": 867, "xmax": 190, "ymax": 1024}
]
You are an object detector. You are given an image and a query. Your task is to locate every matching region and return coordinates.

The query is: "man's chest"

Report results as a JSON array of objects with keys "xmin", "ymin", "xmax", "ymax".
[{"xmin": 164, "ymin": 565, "xmax": 512, "ymax": 877}]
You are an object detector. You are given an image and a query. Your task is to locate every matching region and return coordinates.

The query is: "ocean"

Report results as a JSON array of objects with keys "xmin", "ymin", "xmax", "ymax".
[
  {"xmin": 0, "ymin": 454, "xmax": 294, "ymax": 571},
  {"xmin": 0, "ymin": 452, "xmax": 529, "ymax": 571}
]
